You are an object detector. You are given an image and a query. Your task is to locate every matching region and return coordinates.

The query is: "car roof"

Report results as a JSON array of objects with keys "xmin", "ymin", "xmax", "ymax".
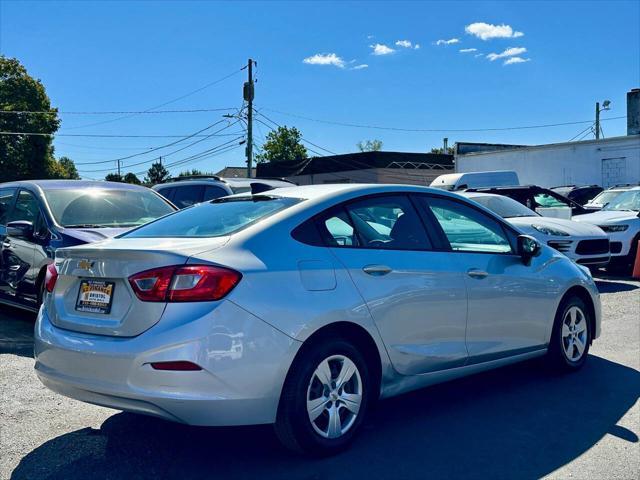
[
  {"xmin": 0, "ymin": 179, "xmax": 150, "ymax": 191},
  {"xmin": 232, "ymin": 183, "xmax": 462, "ymax": 201},
  {"xmin": 153, "ymin": 177, "xmax": 293, "ymax": 190}
]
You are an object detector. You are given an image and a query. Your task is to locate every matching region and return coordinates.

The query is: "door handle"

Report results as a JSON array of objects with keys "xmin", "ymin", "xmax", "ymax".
[
  {"xmin": 2, "ymin": 241, "xmax": 11, "ymax": 249},
  {"xmin": 467, "ymin": 269, "xmax": 489, "ymax": 279},
  {"xmin": 363, "ymin": 265, "xmax": 393, "ymax": 276}
]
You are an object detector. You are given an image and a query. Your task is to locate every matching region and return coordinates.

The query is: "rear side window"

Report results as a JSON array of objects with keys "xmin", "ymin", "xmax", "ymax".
[
  {"xmin": 344, "ymin": 195, "xmax": 431, "ymax": 250},
  {"xmin": 172, "ymin": 185, "xmax": 205, "ymax": 208},
  {"xmin": 294, "ymin": 195, "xmax": 432, "ymax": 251},
  {"xmin": 419, "ymin": 196, "xmax": 513, "ymax": 254},
  {"xmin": 0, "ymin": 188, "xmax": 16, "ymax": 225},
  {"xmin": 534, "ymin": 192, "xmax": 569, "ymax": 208},
  {"xmin": 124, "ymin": 196, "xmax": 301, "ymax": 238}
]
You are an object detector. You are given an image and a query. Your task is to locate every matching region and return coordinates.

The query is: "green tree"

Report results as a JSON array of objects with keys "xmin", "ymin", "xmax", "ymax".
[
  {"xmin": 144, "ymin": 161, "xmax": 170, "ymax": 185},
  {"xmin": 430, "ymin": 146, "xmax": 455, "ymax": 155},
  {"xmin": 123, "ymin": 172, "xmax": 141, "ymax": 184},
  {"xmin": 105, "ymin": 173, "xmax": 123, "ymax": 182},
  {"xmin": 255, "ymin": 126, "xmax": 307, "ymax": 163},
  {"xmin": 357, "ymin": 139, "xmax": 383, "ymax": 152},
  {"xmin": 0, "ymin": 55, "xmax": 61, "ymax": 182},
  {"xmin": 51, "ymin": 156, "xmax": 80, "ymax": 179},
  {"xmin": 178, "ymin": 169, "xmax": 204, "ymax": 177}
]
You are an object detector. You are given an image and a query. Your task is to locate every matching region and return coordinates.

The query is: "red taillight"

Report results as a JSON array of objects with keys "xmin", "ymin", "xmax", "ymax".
[
  {"xmin": 150, "ymin": 361, "xmax": 202, "ymax": 371},
  {"xmin": 44, "ymin": 263, "xmax": 58, "ymax": 293},
  {"xmin": 128, "ymin": 265, "xmax": 241, "ymax": 302}
]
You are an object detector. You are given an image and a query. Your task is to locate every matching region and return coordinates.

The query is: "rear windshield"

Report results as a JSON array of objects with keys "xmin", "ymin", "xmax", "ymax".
[
  {"xmin": 123, "ymin": 196, "xmax": 300, "ymax": 238},
  {"xmin": 44, "ymin": 188, "xmax": 174, "ymax": 228}
]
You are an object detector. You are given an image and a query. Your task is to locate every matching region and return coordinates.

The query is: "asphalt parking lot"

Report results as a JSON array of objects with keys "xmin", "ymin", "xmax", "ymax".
[{"xmin": 1, "ymin": 275, "xmax": 638, "ymax": 480}]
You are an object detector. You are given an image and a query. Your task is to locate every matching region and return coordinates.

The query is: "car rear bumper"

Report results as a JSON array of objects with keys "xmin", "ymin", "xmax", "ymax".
[{"xmin": 34, "ymin": 300, "xmax": 301, "ymax": 426}]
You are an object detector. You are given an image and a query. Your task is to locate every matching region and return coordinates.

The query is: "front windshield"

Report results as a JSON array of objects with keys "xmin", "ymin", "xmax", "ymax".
[
  {"xmin": 124, "ymin": 196, "xmax": 300, "ymax": 238},
  {"xmin": 589, "ymin": 190, "xmax": 624, "ymax": 206},
  {"xmin": 602, "ymin": 190, "xmax": 640, "ymax": 212},
  {"xmin": 44, "ymin": 188, "xmax": 175, "ymax": 228},
  {"xmin": 468, "ymin": 195, "xmax": 538, "ymax": 218}
]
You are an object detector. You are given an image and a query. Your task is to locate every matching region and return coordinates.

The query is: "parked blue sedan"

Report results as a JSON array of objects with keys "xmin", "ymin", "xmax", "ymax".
[{"xmin": 0, "ymin": 180, "xmax": 176, "ymax": 311}]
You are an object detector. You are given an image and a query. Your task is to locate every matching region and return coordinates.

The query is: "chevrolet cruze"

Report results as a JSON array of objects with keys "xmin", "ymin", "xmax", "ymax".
[{"xmin": 34, "ymin": 184, "xmax": 601, "ymax": 455}]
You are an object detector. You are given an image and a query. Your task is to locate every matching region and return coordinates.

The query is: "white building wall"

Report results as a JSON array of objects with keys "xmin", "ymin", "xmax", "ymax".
[{"xmin": 456, "ymin": 135, "xmax": 640, "ymax": 188}]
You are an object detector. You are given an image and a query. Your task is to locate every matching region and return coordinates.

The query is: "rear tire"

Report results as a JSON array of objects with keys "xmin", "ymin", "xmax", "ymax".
[
  {"xmin": 547, "ymin": 296, "xmax": 591, "ymax": 371},
  {"xmin": 606, "ymin": 234, "xmax": 640, "ymax": 276},
  {"xmin": 275, "ymin": 338, "xmax": 372, "ymax": 456}
]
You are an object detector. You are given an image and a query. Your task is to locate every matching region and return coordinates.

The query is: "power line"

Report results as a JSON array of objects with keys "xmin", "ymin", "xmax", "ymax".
[
  {"xmin": 255, "ymin": 111, "xmax": 338, "ymax": 155},
  {"xmin": 0, "ymin": 131, "xmax": 243, "ymax": 138},
  {"xmin": 63, "ymin": 68, "xmax": 244, "ymax": 130},
  {"xmin": 568, "ymin": 123, "xmax": 595, "ymax": 142},
  {"xmin": 74, "ymin": 118, "xmax": 231, "ymax": 165},
  {"xmin": 78, "ymin": 124, "xmax": 243, "ymax": 172},
  {"xmin": 260, "ymin": 107, "xmax": 627, "ymax": 133},
  {"xmin": 0, "ymin": 107, "xmax": 237, "ymax": 115}
]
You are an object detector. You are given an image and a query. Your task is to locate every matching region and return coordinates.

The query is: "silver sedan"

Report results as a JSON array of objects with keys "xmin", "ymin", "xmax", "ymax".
[{"xmin": 34, "ymin": 184, "xmax": 601, "ymax": 455}]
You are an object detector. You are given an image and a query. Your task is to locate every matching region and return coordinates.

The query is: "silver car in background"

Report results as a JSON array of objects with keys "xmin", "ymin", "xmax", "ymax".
[
  {"xmin": 460, "ymin": 192, "xmax": 610, "ymax": 268},
  {"xmin": 34, "ymin": 184, "xmax": 601, "ymax": 455}
]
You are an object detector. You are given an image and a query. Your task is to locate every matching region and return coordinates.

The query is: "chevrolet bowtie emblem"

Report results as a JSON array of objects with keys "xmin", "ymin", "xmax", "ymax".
[{"xmin": 78, "ymin": 260, "xmax": 94, "ymax": 270}]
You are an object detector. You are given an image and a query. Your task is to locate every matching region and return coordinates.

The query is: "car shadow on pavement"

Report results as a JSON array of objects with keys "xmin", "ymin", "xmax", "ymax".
[
  {"xmin": 0, "ymin": 306, "xmax": 35, "ymax": 358},
  {"xmin": 594, "ymin": 279, "xmax": 639, "ymax": 294},
  {"xmin": 11, "ymin": 355, "xmax": 639, "ymax": 480}
]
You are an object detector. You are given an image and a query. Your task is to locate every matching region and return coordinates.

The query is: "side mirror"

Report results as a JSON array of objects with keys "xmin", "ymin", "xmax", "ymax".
[
  {"xmin": 517, "ymin": 235, "xmax": 541, "ymax": 265},
  {"xmin": 6, "ymin": 220, "xmax": 34, "ymax": 239}
]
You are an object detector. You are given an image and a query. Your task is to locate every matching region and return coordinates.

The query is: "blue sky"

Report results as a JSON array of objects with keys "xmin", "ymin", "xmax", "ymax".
[{"xmin": 1, "ymin": 0, "xmax": 639, "ymax": 179}]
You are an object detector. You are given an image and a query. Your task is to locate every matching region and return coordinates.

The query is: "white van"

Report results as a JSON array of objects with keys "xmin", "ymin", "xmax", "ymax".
[{"xmin": 430, "ymin": 171, "xmax": 520, "ymax": 191}]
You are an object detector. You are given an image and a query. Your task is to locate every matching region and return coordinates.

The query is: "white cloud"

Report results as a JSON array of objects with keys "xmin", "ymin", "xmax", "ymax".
[
  {"xmin": 504, "ymin": 57, "xmax": 530, "ymax": 65},
  {"xmin": 395, "ymin": 39, "xmax": 421, "ymax": 50},
  {"xmin": 486, "ymin": 47, "xmax": 527, "ymax": 61},
  {"xmin": 474, "ymin": 53, "xmax": 484, "ymax": 58},
  {"xmin": 352, "ymin": 64, "xmax": 369, "ymax": 70},
  {"xmin": 302, "ymin": 53, "xmax": 346, "ymax": 68},
  {"xmin": 459, "ymin": 48, "xmax": 478, "ymax": 53},
  {"xmin": 370, "ymin": 43, "xmax": 395, "ymax": 55},
  {"xmin": 367, "ymin": 34, "xmax": 374, "ymax": 39},
  {"xmin": 465, "ymin": 22, "xmax": 524, "ymax": 40},
  {"xmin": 435, "ymin": 38, "xmax": 460, "ymax": 46}
]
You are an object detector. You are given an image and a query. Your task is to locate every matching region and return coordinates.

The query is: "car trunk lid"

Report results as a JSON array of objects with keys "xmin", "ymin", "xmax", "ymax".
[{"xmin": 48, "ymin": 237, "xmax": 229, "ymax": 337}]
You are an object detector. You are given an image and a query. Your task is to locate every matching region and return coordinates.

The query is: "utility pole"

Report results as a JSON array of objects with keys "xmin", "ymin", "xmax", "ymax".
[
  {"xmin": 243, "ymin": 59, "xmax": 255, "ymax": 178},
  {"xmin": 117, "ymin": 159, "xmax": 121, "ymax": 178},
  {"xmin": 159, "ymin": 156, "xmax": 162, "ymax": 166},
  {"xmin": 595, "ymin": 102, "xmax": 600, "ymax": 140}
]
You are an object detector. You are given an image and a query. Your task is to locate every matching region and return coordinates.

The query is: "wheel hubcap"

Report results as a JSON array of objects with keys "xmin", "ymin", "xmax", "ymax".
[
  {"xmin": 306, "ymin": 354, "xmax": 362, "ymax": 439},
  {"xmin": 562, "ymin": 306, "xmax": 588, "ymax": 362}
]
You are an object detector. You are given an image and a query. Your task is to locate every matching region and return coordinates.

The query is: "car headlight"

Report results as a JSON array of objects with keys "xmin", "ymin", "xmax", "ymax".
[
  {"xmin": 531, "ymin": 224, "xmax": 570, "ymax": 236},
  {"xmin": 599, "ymin": 224, "xmax": 629, "ymax": 233}
]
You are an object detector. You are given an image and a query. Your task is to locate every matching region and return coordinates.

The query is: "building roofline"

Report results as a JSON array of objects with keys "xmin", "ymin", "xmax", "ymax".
[{"xmin": 456, "ymin": 134, "xmax": 640, "ymax": 157}]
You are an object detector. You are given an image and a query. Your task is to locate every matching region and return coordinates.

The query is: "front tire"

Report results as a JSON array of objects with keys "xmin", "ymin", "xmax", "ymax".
[
  {"xmin": 547, "ymin": 296, "xmax": 591, "ymax": 371},
  {"xmin": 275, "ymin": 338, "xmax": 372, "ymax": 456}
]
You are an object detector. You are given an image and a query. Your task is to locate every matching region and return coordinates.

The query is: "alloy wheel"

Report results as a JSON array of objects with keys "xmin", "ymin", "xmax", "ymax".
[
  {"xmin": 562, "ymin": 306, "xmax": 588, "ymax": 362},
  {"xmin": 306, "ymin": 354, "xmax": 363, "ymax": 439}
]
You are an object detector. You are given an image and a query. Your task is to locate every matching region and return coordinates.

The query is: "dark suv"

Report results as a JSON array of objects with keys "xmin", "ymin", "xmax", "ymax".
[
  {"xmin": 152, "ymin": 175, "xmax": 294, "ymax": 209},
  {"xmin": 465, "ymin": 185, "xmax": 590, "ymax": 216},
  {"xmin": 551, "ymin": 185, "xmax": 603, "ymax": 206},
  {"xmin": 0, "ymin": 180, "xmax": 175, "ymax": 311}
]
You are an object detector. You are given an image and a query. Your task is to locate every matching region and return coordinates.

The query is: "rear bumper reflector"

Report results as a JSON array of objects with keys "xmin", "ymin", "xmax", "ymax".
[{"xmin": 149, "ymin": 361, "xmax": 202, "ymax": 371}]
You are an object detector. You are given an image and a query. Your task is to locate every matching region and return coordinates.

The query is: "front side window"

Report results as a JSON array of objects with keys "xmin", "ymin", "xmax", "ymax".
[
  {"xmin": 534, "ymin": 192, "xmax": 570, "ymax": 208},
  {"xmin": 0, "ymin": 188, "xmax": 16, "ymax": 225},
  {"xmin": 44, "ymin": 188, "xmax": 174, "ymax": 228},
  {"xmin": 124, "ymin": 196, "xmax": 300, "ymax": 238},
  {"xmin": 422, "ymin": 197, "xmax": 513, "ymax": 254},
  {"xmin": 9, "ymin": 190, "xmax": 39, "ymax": 224}
]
